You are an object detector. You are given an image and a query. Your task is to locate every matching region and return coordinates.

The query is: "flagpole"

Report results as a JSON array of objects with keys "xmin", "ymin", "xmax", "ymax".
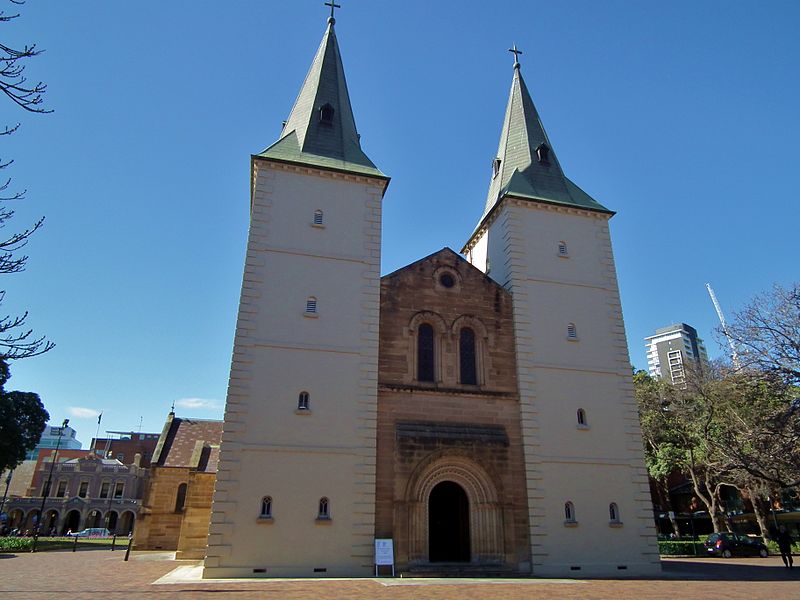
[{"xmin": 93, "ymin": 412, "xmax": 103, "ymax": 455}]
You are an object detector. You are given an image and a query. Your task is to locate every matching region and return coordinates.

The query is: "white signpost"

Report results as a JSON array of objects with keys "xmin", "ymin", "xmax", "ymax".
[{"xmin": 374, "ymin": 538, "xmax": 395, "ymax": 577}]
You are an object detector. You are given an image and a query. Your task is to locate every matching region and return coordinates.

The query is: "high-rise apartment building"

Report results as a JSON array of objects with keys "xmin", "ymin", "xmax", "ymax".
[{"xmin": 645, "ymin": 323, "xmax": 709, "ymax": 385}]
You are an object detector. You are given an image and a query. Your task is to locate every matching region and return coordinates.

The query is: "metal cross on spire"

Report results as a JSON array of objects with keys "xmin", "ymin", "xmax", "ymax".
[
  {"xmin": 325, "ymin": 1, "xmax": 341, "ymax": 23},
  {"xmin": 508, "ymin": 44, "xmax": 523, "ymax": 68}
]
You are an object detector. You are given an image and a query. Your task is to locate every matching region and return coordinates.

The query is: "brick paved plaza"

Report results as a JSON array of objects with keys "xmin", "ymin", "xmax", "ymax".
[{"xmin": 0, "ymin": 550, "xmax": 797, "ymax": 599}]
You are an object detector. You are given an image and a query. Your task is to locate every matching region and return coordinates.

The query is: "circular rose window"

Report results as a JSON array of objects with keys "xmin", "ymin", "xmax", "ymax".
[{"xmin": 439, "ymin": 273, "xmax": 455, "ymax": 288}]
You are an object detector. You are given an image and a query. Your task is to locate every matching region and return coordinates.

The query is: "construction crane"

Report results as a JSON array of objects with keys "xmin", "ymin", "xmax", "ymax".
[{"xmin": 706, "ymin": 283, "xmax": 740, "ymax": 369}]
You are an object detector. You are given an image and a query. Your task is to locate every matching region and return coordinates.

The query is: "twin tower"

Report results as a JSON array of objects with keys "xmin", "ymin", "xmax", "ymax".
[{"xmin": 203, "ymin": 15, "xmax": 660, "ymax": 578}]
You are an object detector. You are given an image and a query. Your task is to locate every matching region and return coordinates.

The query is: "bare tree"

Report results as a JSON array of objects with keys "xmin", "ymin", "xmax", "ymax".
[
  {"xmin": 724, "ymin": 282, "xmax": 800, "ymax": 386},
  {"xmin": 0, "ymin": 0, "xmax": 53, "ymax": 359}
]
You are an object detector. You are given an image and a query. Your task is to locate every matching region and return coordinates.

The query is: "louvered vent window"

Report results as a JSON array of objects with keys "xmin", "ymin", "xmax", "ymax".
[
  {"xmin": 492, "ymin": 158, "xmax": 501, "ymax": 178},
  {"xmin": 567, "ymin": 323, "xmax": 577, "ymax": 339},
  {"xmin": 577, "ymin": 408, "xmax": 587, "ymax": 426},
  {"xmin": 558, "ymin": 241, "xmax": 568, "ymax": 256},
  {"xmin": 313, "ymin": 210, "xmax": 324, "ymax": 225},
  {"xmin": 306, "ymin": 297, "xmax": 317, "ymax": 314}
]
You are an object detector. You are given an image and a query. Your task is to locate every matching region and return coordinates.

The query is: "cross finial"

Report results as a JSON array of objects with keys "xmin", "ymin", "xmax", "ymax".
[
  {"xmin": 509, "ymin": 44, "xmax": 523, "ymax": 69},
  {"xmin": 325, "ymin": 1, "xmax": 341, "ymax": 24}
]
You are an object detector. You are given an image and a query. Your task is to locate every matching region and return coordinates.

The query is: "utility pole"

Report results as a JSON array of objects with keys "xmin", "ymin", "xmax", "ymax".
[{"xmin": 31, "ymin": 418, "xmax": 69, "ymax": 552}]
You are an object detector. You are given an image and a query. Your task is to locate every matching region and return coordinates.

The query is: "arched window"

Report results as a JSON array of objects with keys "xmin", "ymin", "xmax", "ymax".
[
  {"xmin": 313, "ymin": 209, "xmax": 324, "ymax": 226},
  {"xmin": 564, "ymin": 501, "xmax": 576, "ymax": 522},
  {"xmin": 305, "ymin": 297, "xmax": 317, "ymax": 314},
  {"xmin": 175, "ymin": 483, "xmax": 188, "ymax": 512},
  {"xmin": 298, "ymin": 391, "xmax": 310, "ymax": 411},
  {"xmin": 567, "ymin": 323, "xmax": 578, "ymax": 339},
  {"xmin": 558, "ymin": 241, "xmax": 568, "ymax": 256},
  {"xmin": 417, "ymin": 323, "xmax": 435, "ymax": 382},
  {"xmin": 459, "ymin": 327, "xmax": 477, "ymax": 385},
  {"xmin": 318, "ymin": 497, "xmax": 330, "ymax": 519},
  {"xmin": 260, "ymin": 496, "xmax": 273, "ymax": 518},
  {"xmin": 609, "ymin": 502, "xmax": 620, "ymax": 523},
  {"xmin": 577, "ymin": 408, "xmax": 587, "ymax": 427}
]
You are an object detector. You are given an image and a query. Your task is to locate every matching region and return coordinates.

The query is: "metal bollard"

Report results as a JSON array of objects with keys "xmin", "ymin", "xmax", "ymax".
[
  {"xmin": 123, "ymin": 535, "xmax": 132, "ymax": 561},
  {"xmin": 72, "ymin": 535, "xmax": 78, "ymax": 552},
  {"xmin": 111, "ymin": 534, "xmax": 116, "ymax": 551}
]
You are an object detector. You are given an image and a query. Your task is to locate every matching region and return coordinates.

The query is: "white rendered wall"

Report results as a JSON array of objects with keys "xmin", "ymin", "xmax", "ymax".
[
  {"xmin": 470, "ymin": 199, "xmax": 660, "ymax": 577},
  {"xmin": 204, "ymin": 160, "xmax": 384, "ymax": 578}
]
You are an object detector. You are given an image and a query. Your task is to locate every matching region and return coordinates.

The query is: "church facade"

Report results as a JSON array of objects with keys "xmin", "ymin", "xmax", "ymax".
[{"xmin": 204, "ymin": 14, "xmax": 660, "ymax": 578}]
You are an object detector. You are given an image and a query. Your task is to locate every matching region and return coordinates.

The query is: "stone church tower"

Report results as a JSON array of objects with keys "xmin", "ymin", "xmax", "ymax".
[
  {"xmin": 206, "ymin": 14, "xmax": 660, "ymax": 579},
  {"xmin": 204, "ymin": 15, "xmax": 389, "ymax": 578},
  {"xmin": 462, "ymin": 53, "xmax": 660, "ymax": 575}
]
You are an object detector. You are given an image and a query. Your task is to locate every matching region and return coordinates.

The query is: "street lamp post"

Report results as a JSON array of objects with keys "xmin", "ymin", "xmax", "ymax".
[{"xmin": 31, "ymin": 418, "xmax": 68, "ymax": 552}]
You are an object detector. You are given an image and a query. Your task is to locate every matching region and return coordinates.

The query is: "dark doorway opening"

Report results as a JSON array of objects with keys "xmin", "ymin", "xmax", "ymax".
[
  {"xmin": 429, "ymin": 481, "xmax": 470, "ymax": 562},
  {"xmin": 63, "ymin": 509, "xmax": 81, "ymax": 534}
]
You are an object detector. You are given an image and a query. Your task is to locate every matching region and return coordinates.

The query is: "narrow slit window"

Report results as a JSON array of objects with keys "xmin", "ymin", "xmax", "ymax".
[
  {"xmin": 565, "ymin": 501, "xmax": 576, "ymax": 522},
  {"xmin": 609, "ymin": 503, "xmax": 620, "ymax": 523},
  {"xmin": 306, "ymin": 297, "xmax": 317, "ymax": 314},
  {"xmin": 536, "ymin": 143, "xmax": 550, "ymax": 164},
  {"xmin": 313, "ymin": 210, "xmax": 324, "ymax": 225},
  {"xmin": 567, "ymin": 323, "xmax": 578, "ymax": 339},
  {"xmin": 577, "ymin": 408, "xmax": 587, "ymax": 426},
  {"xmin": 417, "ymin": 323, "xmax": 435, "ymax": 382},
  {"xmin": 174, "ymin": 483, "xmax": 187, "ymax": 512},
  {"xmin": 492, "ymin": 157, "xmax": 501, "ymax": 178},
  {"xmin": 298, "ymin": 391, "xmax": 310, "ymax": 411},
  {"xmin": 260, "ymin": 496, "xmax": 273, "ymax": 518},
  {"xmin": 318, "ymin": 497, "xmax": 330, "ymax": 519},
  {"xmin": 319, "ymin": 103, "xmax": 334, "ymax": 125},
  {"xmin": 459, "ymin": 327, "xmax": 477, "ymax": 385}
]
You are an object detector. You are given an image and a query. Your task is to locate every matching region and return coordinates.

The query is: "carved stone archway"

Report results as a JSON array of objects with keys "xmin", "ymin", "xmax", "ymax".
[{"xmin": 405, "ymin": 455, "xmax": 504, "ymax": 565}]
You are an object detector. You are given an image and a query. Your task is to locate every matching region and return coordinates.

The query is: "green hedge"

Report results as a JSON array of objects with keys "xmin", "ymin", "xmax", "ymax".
[
  {"xmin": 658, "ymin": 540, "xmax": 706, "ymax": 556},
  {"xmin": 0, "ymin": 537, "xmax": 31, "ymax": 552},
  {"xmin": 0, "ymin": 536, "xmax": 117, "ymax": 552}
]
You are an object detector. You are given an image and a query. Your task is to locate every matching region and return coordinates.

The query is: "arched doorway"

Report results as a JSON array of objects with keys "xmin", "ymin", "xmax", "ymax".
[
  {"xmin": 87, "ymin": 510, "xmax": 103, "ymax": 528},
  {"xmin": 42, "ymin": 510, "xmax": 59, "ymax": 535},
  {"xmin": 118, "ymin": 511, "xmax": 135, "ymax": 535},
  {"xmin": 106, "ymin": 510, "xmax": 118, "ymax": 533},
  {"xmin": 9, "ymin": 509, "xmax": 24, "ymax": 531},
  {"xmin": 405, "ymin": 455, "xmax": 504, "ymax": 566},
  {"xmin": 24, "ymin": 509, "xmax": 40, "ymax": 533},
  {"xmin": 429, "ymin": 481, "xmax": 470, "ymax": 562},
  {"xmin": 63, "ymin": 509, "xmax": 81, "ymax": 534}
]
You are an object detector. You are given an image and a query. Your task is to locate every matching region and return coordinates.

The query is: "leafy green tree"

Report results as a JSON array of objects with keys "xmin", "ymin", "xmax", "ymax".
[{"xmin": 0, "ymin": 357, "xmax": 48, "ymax": 473}]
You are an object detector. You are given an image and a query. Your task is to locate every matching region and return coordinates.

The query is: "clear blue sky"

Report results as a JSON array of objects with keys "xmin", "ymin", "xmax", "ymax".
[{"xmin": 4, "ymin": 1, "xmax": 799, "ymax": 444}]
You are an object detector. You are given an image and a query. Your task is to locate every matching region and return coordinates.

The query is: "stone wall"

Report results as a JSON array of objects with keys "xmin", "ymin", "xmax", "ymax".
[
  {"xmin": 376, "ymin": 249, "xmax": 530, "ymax": 572},
  {"xmin": 134, "ymin": 467, "xmax": 189, "ymax": 550}
]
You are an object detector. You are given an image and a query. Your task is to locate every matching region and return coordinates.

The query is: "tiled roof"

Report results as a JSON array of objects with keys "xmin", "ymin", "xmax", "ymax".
[
  {"xmin": 257, "ymin": 19, "xmax": 386, "ymax": 180},
  {"xmin": 153, "ymin": 415, "xmax": 223, "ymax": 469},
  {"xmin": 466, "ymin": 61, "xmax": 611, "ymax": 250}
]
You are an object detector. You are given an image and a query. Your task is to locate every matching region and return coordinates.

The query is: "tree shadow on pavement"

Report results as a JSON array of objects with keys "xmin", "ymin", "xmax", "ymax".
[{"xmin": 662, "ymin": 559, "xmax": 797, "ymax": 582}]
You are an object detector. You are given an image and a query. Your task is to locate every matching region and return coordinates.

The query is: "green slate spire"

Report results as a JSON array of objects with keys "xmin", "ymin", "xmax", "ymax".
[
  {"xmin": 258, "ymin": 16, "xmax": 385, "ymax": 179},
  {"xmin": 481, "ymin": 52, "xmax": 610, "ymax": 219}
]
